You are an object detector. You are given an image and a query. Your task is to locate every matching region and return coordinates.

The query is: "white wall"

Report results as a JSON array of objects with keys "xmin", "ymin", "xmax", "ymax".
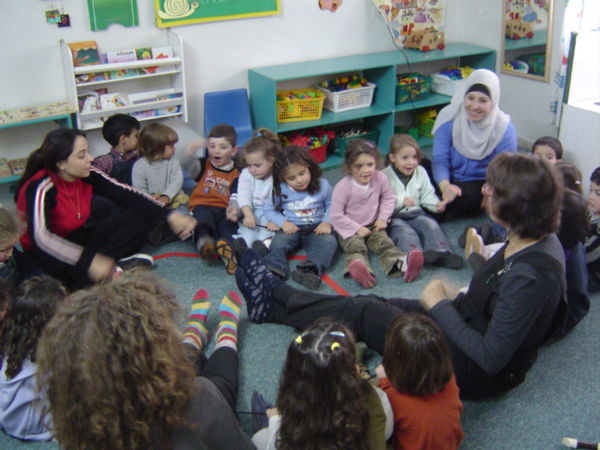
[{"xmin": 0, "ymin": 0, "xmax": 565, "ymax": 158}]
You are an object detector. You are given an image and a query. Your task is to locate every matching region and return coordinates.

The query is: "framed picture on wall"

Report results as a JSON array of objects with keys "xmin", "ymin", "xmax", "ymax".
[{"xmin": 154, "ymin": 0, "xmax": 280, "ymax": 28}]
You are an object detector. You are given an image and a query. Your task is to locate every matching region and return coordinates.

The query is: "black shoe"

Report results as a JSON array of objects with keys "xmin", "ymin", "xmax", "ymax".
[
  {"xmin": 117, "ymin": 253, "xmax": 154, "ymax": 271},
  {"xmin": 232, "ymin": 238, "xmax": 248, "ymax": 261},
  {"xmin": 251, "ymin": 240, "xmax": 269, "ymax": 257},
  {"xmin": 437, "ymin": 251, "xmax": 464, "ymax": 270},
  {"xmin": 291, "ymin": 268, "xmax": 321, "ymax": 290},
  {"xmin": 423, "ymin": 249, "xmax": 440, "ymax": 265},
  {"xmin": 148, "ymin": 222, "xmax": 178, "ymax": 245},
  {"xmin": 251, "ymin": 391, "xmax": 272, "ymax": 432}
]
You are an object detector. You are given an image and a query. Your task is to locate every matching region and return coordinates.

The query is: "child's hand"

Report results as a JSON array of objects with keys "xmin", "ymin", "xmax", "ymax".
[
  {"xmin": 373, "ymin": 218, "xmax": 387, "ymax": 231},
  {"xmin": 156, "ymin": 194, "xmax": 170, "ymax": 206},
  {"xmin": 375, "ymin": 364, "xmax": 387, "ymax": 380},
  {"xmin": 267, "ymin": 221, "xmax": 280, "ymax": 231},
  {"xmin": 225, "ymin": 204, "xmax": 239, "ymax": 222},
  {"xmin": 266, "ymin": 407, "xmax": 279, "ymax": 419},
  {"xmin": 435, "ymin": 201, "xmax": 446, "ymax": 213},
  {"xmin": 314, "ymin": 222, "xmax": 332, "ymax": 235},
  {"xmin": 167, "ymin": 213, "xmax": 197, "ymax": 240},
  {"xmin": 403, "ymin": 197, "xmax": 416, "ymax": 207},
  {"xmin": 282, "ymin": 221, "xmax": 299, "ymax": 235},
  {"xmin": 183, "ymin": 137, "xmax": 206, "ymax": 157},
  {"xmin": 243, "ymin": 213, "xmax": 257, "ymax": 229},
  {"xmin": 357, "ymin": 226, "xmax": 371, "ymax": 238}
]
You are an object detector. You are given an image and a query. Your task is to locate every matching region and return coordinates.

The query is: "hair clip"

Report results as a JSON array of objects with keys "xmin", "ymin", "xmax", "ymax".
[
  {"xmin": 365, "ymin": 140, "xmax": 375, "ymax": 148},
  {"xmin": 329, "ymin": 331, "xmax": 345, "ymax": 338},
  {"xmin": 295, "ymin": 335, "xmax": 303, "ymax": 344},
  {"xmin": 330, "ymin": 342, "xmax": 341, "ymax": 351}
]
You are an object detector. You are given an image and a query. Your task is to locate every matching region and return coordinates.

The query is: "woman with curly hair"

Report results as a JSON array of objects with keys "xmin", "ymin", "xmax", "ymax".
[
  {"xmin": 252, "ymin": 319, "xmax": 392, "ymax": 450},
  {"xmin": 36, "ymin": 271, "xmax": 254, "ymax": 450},
  {"xmin": 0, "ymin": 275, "xmax": 66, "ymax": 441}
]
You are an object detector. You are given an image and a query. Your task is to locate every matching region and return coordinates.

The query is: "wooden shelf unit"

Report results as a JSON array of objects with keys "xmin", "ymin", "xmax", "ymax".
[{"xmin": 248, "ymin": 43, "xmax": 496, "ymax": 169}]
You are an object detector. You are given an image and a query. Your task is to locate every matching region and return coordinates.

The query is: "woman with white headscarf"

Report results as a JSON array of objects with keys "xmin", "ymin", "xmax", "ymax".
[{"xmin": 432, "ymin": 69, "xmax": 517, "ymax": 218}]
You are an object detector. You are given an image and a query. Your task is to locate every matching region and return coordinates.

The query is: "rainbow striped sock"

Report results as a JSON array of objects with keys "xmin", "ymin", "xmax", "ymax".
[
  {"xmin": 215, "ymin": 291, "xmax": 242, "ymax": 350},
  {"xmin": 183, "ymin": 289, "xmax": 211, "ymax": 350}
]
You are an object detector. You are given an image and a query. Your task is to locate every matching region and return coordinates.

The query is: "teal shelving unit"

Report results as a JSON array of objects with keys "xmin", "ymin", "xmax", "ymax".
[
  {"xmin": 248, "ymin": 43, "xmax": 496, "ymax": 169},
  {"xmin": 0, "ymin": 112, "xmax": 74, "ymax": 185}
]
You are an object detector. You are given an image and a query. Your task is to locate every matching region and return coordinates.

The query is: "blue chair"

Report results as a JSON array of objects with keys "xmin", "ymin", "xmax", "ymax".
[{"xmin": 203, "ymin": 88, "xmax": 254, "ymax": 147}]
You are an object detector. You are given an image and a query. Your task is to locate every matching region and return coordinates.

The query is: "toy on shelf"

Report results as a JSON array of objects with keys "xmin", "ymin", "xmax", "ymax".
[
  {"xmin": 276, "ymin": 89, "xmax": 325, "ymax": 122},
  {"xmin": 415, "ymin": 109, "xmax": 437, "ymax": 138},
  {"xmin": 330, "ymin": 125, "xmax": 380, "ymax": 157},
  {"xmin": 281, "ymin": 128, "xmax": 334, "ymax": 163},
  {"xmin": 518, "ymin": 53, "xmax": 545, "ymax": 76},
  {"xmin": 431, "ymin": 65, "xmax": 474, "ymax": 96},
  {"xmin": 395, "ymin": 73, "xmax": 432, "ymax": 104},
  {"xmin": 403, "ymin": 28, "xmax": 445, "ymax": 52},
  {"xmin": 315, "ymin": 74, "xmax": 376, "ymax": 113},
  {"xmin": 504, "ymin": 60, "xmax": 529, "ymax": 73}
]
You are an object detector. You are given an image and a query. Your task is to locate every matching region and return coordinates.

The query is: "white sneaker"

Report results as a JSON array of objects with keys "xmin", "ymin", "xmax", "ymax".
[{"xmin": 117, "ymin": 253, "xmax": 154, "ymax": 271}]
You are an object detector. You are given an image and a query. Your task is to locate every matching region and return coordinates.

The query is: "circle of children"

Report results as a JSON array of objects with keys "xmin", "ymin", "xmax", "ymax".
[{"xmin": 0, "ymin": 68, "xmax": 596, "ymax": 449}]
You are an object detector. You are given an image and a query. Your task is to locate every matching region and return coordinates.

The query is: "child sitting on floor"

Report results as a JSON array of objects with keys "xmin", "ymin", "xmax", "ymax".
[
  {"xmin": 230, "ymin": 128, "xmax": 281, "ymax": 256},
  {"xmin": 251, "ymin": 319, "xmax": 393, "ymax": 450},
  {"xmin": 376, "ymin": 313, "xmax": 464, "ymax": 450},
  {"xmin": 384, "ymin": 134, "xmax": 463, "ymax": 270},
  {"xmin": 0, "ymin": 275, "xmax": 66, "ymax": 441},
  {"xmin": 262, "ymin": 146, "xmax": 337, "ymax": 290},
  {"xmin": 585, "ymin": 167, "xmax": 600, "ymax": 290},
  {"xmin": 182, "ymin": 124, "xmax": 240, "ymax": 274},
  {"xmin": 532, "ymin": 135, "xmax": 563, "ymax": 164},
  {"xmin": 132, "ymin": 123, "xmax": 188, "ymax": 244},
  {"xmin": 0, "ymin": 208, "xmax": 41, "ymax": 285},
  {"xmin": 330, "ymin": 139, "xmax": 422, "ymax": 288},
  {"xmin": 92, "ymin": 113, "xmax": 140, "ymax": 185}
]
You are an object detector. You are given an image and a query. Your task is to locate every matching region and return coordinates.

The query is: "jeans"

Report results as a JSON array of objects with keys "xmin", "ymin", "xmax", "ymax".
[
  {"xmin": 388, "ymin": 210, "xmax": 451, "ymax": 253},
  {"xmin": 263, "ymin": 223, "xmax": 337, "ymax": 278}
]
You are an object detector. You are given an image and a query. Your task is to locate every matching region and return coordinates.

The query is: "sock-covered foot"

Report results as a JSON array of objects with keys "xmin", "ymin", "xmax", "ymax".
[
  {"xmin": 240, "ymin": 249, "xmax": 282, "ymax": 293},
  {"xmin": 215, "ymin": 291, "xmax": 242, "ymax": 350},
  {"xmin": 182, "ymin": 289, "xmax": 211, "ymax": 350},
  {"xmin": 402, "ymin": 249, "xmax": 423, "ymax": 282},
  {"xmin": 235, "ymin": 266, "xmax": 277, "ymax": 323},
  {"xmin": 216, "ymin": 239, "xmax": 237, "ymax": 274},
  {"xmin": 348, "ymin": 259, "xmax": 376, "ymax": 289}
]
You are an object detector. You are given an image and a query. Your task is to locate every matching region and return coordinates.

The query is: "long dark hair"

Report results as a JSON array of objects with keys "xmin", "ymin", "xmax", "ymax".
[
  {"xmin": 272, "ymin": 146, "xmax": 322, "ymax": 200},
  {"xmin": 0, "ymin": 275, "xmax": 66, "ymax": 379},
  {"xmin": 14, "ymin": 128, "xmax": 86, "ymax": 201},
  {"xmin": 276, "ymin": 319, "xmax": 370, "ymax": 450}
]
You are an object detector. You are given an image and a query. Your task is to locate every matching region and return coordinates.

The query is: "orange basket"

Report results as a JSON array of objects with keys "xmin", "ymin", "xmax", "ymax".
[{"xmin": 276, "ymin": 89, "xmax": 325, "ymax": 122}]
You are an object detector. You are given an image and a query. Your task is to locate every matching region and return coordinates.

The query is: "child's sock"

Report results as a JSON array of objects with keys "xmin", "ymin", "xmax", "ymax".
[
  {"xmin": 348, "ymin": 259, "xmax": 376, "ymax": 289},
  {"xmin": 215, "ymin": 291, "xmax": 242, "ymax": 351},
  {"xmin": 182, "ymin": 289, "xmax": 211, "ymax": 350}
]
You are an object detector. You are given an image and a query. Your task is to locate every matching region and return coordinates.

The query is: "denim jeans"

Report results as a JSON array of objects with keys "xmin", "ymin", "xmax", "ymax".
[
  {"xmin": 388, "ymin": 209, "xmax": 451, "ymax": 253},
  {"xmin": 263, "ymin": 223, "xmax": 337, "ymax": 278}
]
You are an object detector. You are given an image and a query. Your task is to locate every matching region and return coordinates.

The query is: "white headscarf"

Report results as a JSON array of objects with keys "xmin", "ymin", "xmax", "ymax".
[{"xmin": 432, "ymin": 69, "xmax": 511, "ymax": 160}]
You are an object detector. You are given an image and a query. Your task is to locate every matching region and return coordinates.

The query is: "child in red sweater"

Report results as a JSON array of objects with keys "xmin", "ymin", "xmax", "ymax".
[{"xmin": 376, "ymin": 312, "xmax": 464, "ymax": 450}]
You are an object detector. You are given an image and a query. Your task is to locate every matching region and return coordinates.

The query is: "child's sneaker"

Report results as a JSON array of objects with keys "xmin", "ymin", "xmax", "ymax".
[
  {"xmin": 117, "ymin": 253, "xmax": 154, "ymax": 271},
  {"xmin": 291, "ymin": 268, "xmax": 321, "ymax": 290},
  {"xmin": 196, "ymin": 236, "xmax": 216, "ymax": 259},
  {"xmin": 216, "ymin": 239, "xmax": 237, "ymax": 274},
  {"xmin": 401, "ymin": 249, "xmax": 423, "ymax": 282},
  {"xmin": 232, "ymin": 238, "xmax": 248, "ymax": 260},
  {"xmin": 251, "ymin": 240, "xmax": 269, "ymax": 257}
]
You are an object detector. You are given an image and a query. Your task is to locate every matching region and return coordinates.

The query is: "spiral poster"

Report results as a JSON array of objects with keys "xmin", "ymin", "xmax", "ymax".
[{"xmin": 154, "ymin": 0, "xmax": 280, "ymax": 28}]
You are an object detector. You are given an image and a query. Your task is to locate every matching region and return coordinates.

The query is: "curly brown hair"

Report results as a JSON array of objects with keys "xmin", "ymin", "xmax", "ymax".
[
  {"xmin": 0, "ymin": 276, "xmax": 65, "ymax": 379},
  {"xmin": 276, "ymin": 319, "xmax": 370, "ymax": 450},
  {"xmin": 36, "ymin": 271, "xmax": 196, "ymax": 450}
]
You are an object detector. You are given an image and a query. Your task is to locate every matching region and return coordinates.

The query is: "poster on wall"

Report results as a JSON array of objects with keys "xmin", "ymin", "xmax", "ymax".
[
  {"xmin": 154, "ymin": 0, "xmax": 280, "ymax": 28},
  {"xmin": 371, "ymin": 0, "xmax": 445, "ymax": 50},
  {"xmin": 87, "ymin": 0, "xmax": 139, "ymax": 31}
]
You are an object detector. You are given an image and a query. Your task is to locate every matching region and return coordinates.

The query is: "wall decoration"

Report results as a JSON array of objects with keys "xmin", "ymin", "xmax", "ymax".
[
  {"xmin": 371, "ymin": 0, "xmax": 445, "ymax": 49},
  {"xmin": 319, "ymin": 0, "xmax": 343, "ymax": 12},
  {"xmin": 154, "ymin": 0, "xmax": 280, "ymax": 28},
  {"xmin": 87, "ymin": 0, "xmax": 139, "ymax": 31}
]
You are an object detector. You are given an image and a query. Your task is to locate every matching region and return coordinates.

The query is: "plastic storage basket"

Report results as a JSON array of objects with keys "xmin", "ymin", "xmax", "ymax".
[
  {"xmin": 395, "ymin": 73, "xmax": 432, "ymax": 104},
  {"xmin": 316, "ymin": 82, "xmax": 376, "ymax": 113},
  {"xmin": 276, "ymin": 89, "xmax": 326, "ymax": 122},
  {"xmin": 331, "ymin": 129, "xmax": 380, "ymax": 157}
]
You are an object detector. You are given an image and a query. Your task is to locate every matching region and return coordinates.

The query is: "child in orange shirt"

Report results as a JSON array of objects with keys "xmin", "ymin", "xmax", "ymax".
[{"xmin": 376, "ymin": 313, "xmax": 464, "ymax": 450}]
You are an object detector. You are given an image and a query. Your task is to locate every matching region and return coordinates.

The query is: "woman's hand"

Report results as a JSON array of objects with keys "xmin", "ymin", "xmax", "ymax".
[
  {"xmin": 373, "ymin": 219, "xmax": 387, "ymax": 232},
  {"xmin": 375, "ymin": 364, "xmax": 387, "ymax": 380},
  {"xmin": 403, "ymin": 197, "xmax": 416, "ymax": 207},
  {"xmin": 435, "ymin": 201, "xmax": 446, "ymax": 213},
  {"xmin": 314, "ymin": 222, "xmax": 332, "ymax": 235},
  {"xmin": 441, "ymin": 183, "xmax": 462, "ymax": 204},
  {"xmin": 167, "ymin": 213, "xmax": 197, "ymax": 240},
  {"xmin": 357, "ymin": 226, "xmax": 371, "ymax": 238},
  {"xmin": 419, "ymin": 279, "xmax": 448, "ymax": 311},
  {"xmin": 88, "ymin": 253, "xmax": 116, "ymax": 282},
  {"xmin": 282, "ymin": 221, "xmax": 299, "ymax": 235}
]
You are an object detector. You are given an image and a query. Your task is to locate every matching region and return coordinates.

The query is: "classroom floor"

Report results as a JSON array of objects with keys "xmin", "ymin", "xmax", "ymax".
[{"xmin": 0, "ymin": 171, "xmax": 599, "ymax": 450}]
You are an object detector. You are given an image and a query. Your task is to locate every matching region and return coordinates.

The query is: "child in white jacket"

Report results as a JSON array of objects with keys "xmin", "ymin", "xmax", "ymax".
[{"xmin": 383, "ymin": 135, "xmax": 463, "ymax": 269}]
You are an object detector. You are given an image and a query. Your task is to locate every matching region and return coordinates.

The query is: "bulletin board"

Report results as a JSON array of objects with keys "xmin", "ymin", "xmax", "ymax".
[{"xmin": 154, "ymin": 0, "xmax": 280, "ymax": 28}]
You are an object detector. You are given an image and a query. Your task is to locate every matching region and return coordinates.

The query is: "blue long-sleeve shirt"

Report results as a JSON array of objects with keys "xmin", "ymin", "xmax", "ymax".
[
  {"xmin": 264, "ymin": 179, "xmax": 332, "ymax": 227},
  {"xmin": 432, "ymin": 120, "xmax": 517, "ymax": 183}
]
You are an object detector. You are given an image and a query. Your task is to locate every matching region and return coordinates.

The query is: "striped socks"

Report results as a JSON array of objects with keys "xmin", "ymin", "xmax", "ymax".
[
  {"xmin": 215, "ymin": 291, "xmax": 242, "ymax": 351},
  {"xmin": 183, "ymin": 289, "xmax": 211, "ymax": 350}
]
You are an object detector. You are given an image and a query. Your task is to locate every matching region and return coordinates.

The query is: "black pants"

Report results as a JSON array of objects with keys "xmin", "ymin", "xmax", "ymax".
[
  {"xmin": 443, "ymin": 180, "xmax": 485, "ymax": 220},
  {"xmin": 191, "ymin": 205, "xmax": 237, "ymax": 242},
  {"xmin": 270, "ymin": 283, "xmax": 523, "ymax": 399},
  {"xmin": 195, "ymin": 347, "xmax": 239, "ymax": 413}
]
